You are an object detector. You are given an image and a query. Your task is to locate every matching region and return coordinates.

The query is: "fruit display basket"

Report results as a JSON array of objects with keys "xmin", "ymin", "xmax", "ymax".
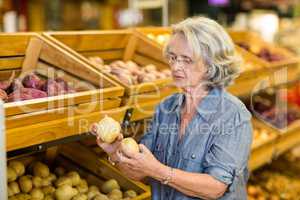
[
  {"xmin": 6, "ymin": 143, "xmax": 150, "ymax": 200},
  {"xmin": 60, "ymin": 142, "xmax": 151, "ymax": 199},
  {"xmin": 42, "ymin": 30, "xmax": 179, "ymax": 121},
  {"xmin": 250, "ymin": 118, "xmax": 278, "ymax": 171},
  {"xmin": 43, "ymin": 30, "xmax": 178, "ymax": 101},
  {"xmin": 0, "ymin": 33, "xmax": 126, "ymax": 151},
  {"xmin": 228, "ymin": 30, "xmax": 300, "ymax": 77}
]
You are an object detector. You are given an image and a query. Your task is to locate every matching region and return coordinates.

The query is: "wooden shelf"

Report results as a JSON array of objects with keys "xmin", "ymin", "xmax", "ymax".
[{"xmin": 249, "ymin": 118, "xmax": 300, "ymax": 171}]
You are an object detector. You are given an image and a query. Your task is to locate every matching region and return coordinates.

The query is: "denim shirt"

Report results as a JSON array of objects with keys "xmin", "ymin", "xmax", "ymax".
[{"xmin": 140, "ymin": 87, "xmax": 253, "ymax": 200}]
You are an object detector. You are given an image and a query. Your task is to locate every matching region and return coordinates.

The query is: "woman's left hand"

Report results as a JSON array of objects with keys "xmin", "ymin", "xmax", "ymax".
[{"xmin": 120, "ymin": 144, "xmax": 163, "ymax": 178}]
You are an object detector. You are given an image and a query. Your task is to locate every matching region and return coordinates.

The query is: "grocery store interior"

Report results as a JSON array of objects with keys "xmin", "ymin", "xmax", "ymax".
[{"xmin": 2, "ymin": 0, "xmax": 300, "ymax": 199}]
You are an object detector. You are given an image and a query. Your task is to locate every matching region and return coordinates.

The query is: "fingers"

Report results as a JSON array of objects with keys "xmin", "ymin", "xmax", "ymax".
[
  {"xmin": 121, "ymin": 146, "xmax": 140, "ymax": 159},
  {"xmin": 117, "ymin": 134, "xmax": 123, "ymax": 141},
  {"xmin": 90, "ymin": 123, "xmax": 98, "ymax": 136},
  {"xmin": 119, "ymin": 154, "xmax": 136, "ymax": 166},
  {"xmin": 139, "ymin": 144, "xmax": 150, "ymax": 154}
]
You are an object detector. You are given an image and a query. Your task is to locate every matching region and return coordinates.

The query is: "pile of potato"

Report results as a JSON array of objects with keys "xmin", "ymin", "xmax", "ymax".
[
  {"xmin": 7, "ymin": 160, "xmax": 138, "ymax": 200},
  {"xmin": 248, "ymin": 153, "xmax": 300, "ymax": 200},
  {"xmin": 88, "ymin": 57, "xmax": 172, "ymax": 85}
]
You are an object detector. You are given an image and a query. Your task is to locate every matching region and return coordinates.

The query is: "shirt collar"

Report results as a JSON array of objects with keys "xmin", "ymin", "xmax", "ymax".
[{"xmin": 170, "ymin": 87, "xmax": 223, "ymax": 122}]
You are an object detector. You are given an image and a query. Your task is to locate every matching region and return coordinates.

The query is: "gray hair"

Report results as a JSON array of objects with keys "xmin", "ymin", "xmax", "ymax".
[{"xmin": 164, "ymin": 16, "xmax": 242, "ymax": 88}]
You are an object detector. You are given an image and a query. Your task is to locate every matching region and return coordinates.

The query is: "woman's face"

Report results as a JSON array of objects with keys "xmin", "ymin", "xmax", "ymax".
[{"xmin": 166, "ymin": 33, "xmax": 207, "ymax": 90}]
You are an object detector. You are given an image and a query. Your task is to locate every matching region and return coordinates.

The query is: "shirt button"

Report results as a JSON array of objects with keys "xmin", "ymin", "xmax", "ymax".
[{"xmin": 191, "ymin": 154, "xmax": 196, "ymax": 159}]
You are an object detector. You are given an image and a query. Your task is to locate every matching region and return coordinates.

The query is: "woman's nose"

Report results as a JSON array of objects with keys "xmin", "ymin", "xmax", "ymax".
[{"xmin": 171, "ymin": 62, "xmax": 183, "ymax": 71}]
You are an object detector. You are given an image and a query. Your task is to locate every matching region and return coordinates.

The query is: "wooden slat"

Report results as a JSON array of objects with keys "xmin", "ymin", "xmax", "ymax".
[
  {"xmin": 130, "ymin": 100, "xmax": 161, "ymax": 121},
  {"xmin": 124, "ymin": 86, "xmax": 178, "ymax": 105},
  {"xmin": 0, "ymin": 70, "xmax": 21, "ymax": 81},
  {"xmin": 249, "ymin": 139, "xmax": 276, "ymax": 171},
  {"xmin": 135, "ymin": 27, "xmax": 171, "ymax": 35},
  {"xmin": 6, "ymin": 106, "xmax": 128, "ymax": 151},
  {"xmin": 21, "ymin": 37, "xmax": 44, "ymax": 76},
  {"xmin": 4, "ymin": 87, "xmax": 124, "ymax": 116},
  {"xmin": 81, "ymin": 49, "xmax": 124, "ymax": 60},
  {"xmin": 133, "ymin": 53, "xmax": 168, "ymax": 70},
  {"xmin": 0, "ymin": 57, "xmax": 23, "ymax": 70},
  {"xmin": 39, "ymin": 37, "xmax": 114, "ymax": 88},
  {"xmin": 45, "ymin": 30, "xmax": 131, "ymax": 52},
  {"xmin": 135, "ymin": 32, "xmax": 166, "ymax": 62},
  {"xmin": 123, "ymin": 34, "xmax": 138, "ymax": 61},
  {"xmin": 0, "ymin": 33, "xmax": 34, "ymax": 56},
  {"xmin": 6, "ymin": 98, "xmax": 121, "ymax": 129},
  {"xmin": 36, "ymin": 61, "xmax": 96, "ymax": 92}
]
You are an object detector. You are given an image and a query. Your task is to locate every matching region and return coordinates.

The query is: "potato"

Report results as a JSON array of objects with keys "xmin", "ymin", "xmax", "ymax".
[
  {"xmin": 117, "ymin": 74, "xmax": 133, "ymax": 85},
  {"xmin": 95, "ymin": 116, "xmax": 121, "ymax": 144},
  {"xmin": 93, "ymin": 193, "xmax": 109, "ymax": 200},
  {"xmin": 41, "ymin": 178, "xmax": 52, "ymax": 187},
  {"xmin": 76, "ymin": 179, "xmax": 88, "ymax": 193},
  {"xmin": 8, "ymin": 186, "xmax": 14, "ymax": 197},
  {"xmin": 72, "ymin": 193, "xmax": 88, "ymax": 200},
  {"xmin": 42, "ymin": 186, "xmax": 56, "ymax": 195},
  {"xmin": 44, "ymin": 195, "xmax": 55, "ymax": 200},
  {"xmin": 19, "ymin": 176, "xmax": 33, "ymax": 193},
  {"xmin": 8, "ymin": 182, "xmax": 20, "ymax": 196},
  {"xmin": 30, "ymin": 188, "xmax": 44, "ymax": 199},
  {"xmin": 8, "ymin": 161, "xmax": 25, "ymax": 177},
  {"xmin": 14, "ymin": 193, "xmax": 31, "ymax": 200},
  {"xmin": 7, "ymin": 166, "xmax": 17, "ymax": 182},
  {"xmin": 121, "ymin": 138, "xmax": 140, "ymax": 155},
  {"xmin": 88, "ymin": 185, "xmax": 100, "ymax": 192},
  {"xmin": 32, "ymin": 176, "xmax": 43, "ymax": 188},
  {"xmin": 48, "ymin": 173, "xmax": 57, "ymax": 182},
  {"xmin": 54, "ymin": 166, "xmax": 66, "ymax": 177},
  {"xmin": 33, "ymin": 162, "xmax": 50, "ymax": 178},
  {"xmin": 55, "ymin": 185, "xmax": 78, "ymax": 200},
  {"xmin": 87, "ymin": 190, "xmax": 101, "ymax": 200},
  {"xmin": 124, "ymin": 190, "xmax": 137, "ymax": 198},
  {"xmin": 144, "ymin": 64, "xmax": 157, "ymax": 72},
  {"xmin": 67, "ymin": 171, "xmax": 81, "ymax": 186},
  {"xmin": 108, "ymin": 189, "xmax": 122, "ymax": 199},
  {"xmin": 101, "ymin": 179, "xmax": 120, "ymax": 194},
  {"xmin": 55, "ymin": 176, "xmax": 73, "ymax": 187}
]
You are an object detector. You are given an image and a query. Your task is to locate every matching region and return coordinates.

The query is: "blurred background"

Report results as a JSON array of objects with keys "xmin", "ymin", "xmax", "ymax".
[{"xmin": 1, "ymin": 0, "xmax": 300, "ymax": 53}]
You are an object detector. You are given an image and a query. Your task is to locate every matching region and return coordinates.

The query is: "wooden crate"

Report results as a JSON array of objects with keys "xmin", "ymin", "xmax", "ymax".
[
  {"xmin": 42, "ymin": 30, "xmax": 177, "ymax": 99},
  {"xmin": 249, "ymin": 118, "xmax": 278, "ymax": 171},
  {"xmin": 7, "ymin": 147, "xmax": 150, "ymax": 200},
  {"xmin": 60, "ymin": 142, "xmax": 151, "ymax": 200},
  {"xmin": 228, "ymin": 30, "xmax": 300, "ymax": 68},
  {"xmin": 0, "ymin": 33, "xmax": 125, "ymax": 151}
]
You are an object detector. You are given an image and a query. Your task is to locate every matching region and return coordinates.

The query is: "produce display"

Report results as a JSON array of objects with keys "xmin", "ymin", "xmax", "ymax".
[
  {"xmin": 248, "ymin": 153, "xmax": 300, "ymax": 200},
  {"xmin": 88, "ymin": 57, "xmax": 172, "ymax": 85},
  {"xmin": 146, "ymin": 33, "xmax": 170, "ymax": 45},
  {"xmin": 252, "ymin": 127, "xmax": 276, "ymax": 148},
  {"xmin": 0, "ymin": 72, "xmax": 76, "ymax": 102},
  {"xmin": 250, "ymin": 89, "xmax": 300, "ymax": 129},
  {"xmin": 280, "ymin": 82, "xmax": 300, "ymax": 107},
  {"xmin": 7, "ymin": 160, "xmax": 138, "ymax": 200},
  {"xmin": 237, "ymin": 42, "xmax": 286, "ymax": 62}
]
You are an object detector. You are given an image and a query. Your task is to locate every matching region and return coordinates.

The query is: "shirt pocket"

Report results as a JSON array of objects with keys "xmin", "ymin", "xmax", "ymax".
[{"xmin": 181, "ymin": 150, "xmax": 203, "ymax": 172}]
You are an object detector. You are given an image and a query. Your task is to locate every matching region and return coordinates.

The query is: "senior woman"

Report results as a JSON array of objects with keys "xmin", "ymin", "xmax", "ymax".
[{"xmin": 92, "ymin": 17, "xmax": 252, "ymax": 200}]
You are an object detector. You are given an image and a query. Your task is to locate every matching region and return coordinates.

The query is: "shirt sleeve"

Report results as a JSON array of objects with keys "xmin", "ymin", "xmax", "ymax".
[
  {"xmin": 139, "ymin": 105, "xmax": 161, "ymax": 152},
  {"xmin": 202, "ymin": 113, "xmax": 253, "ymax": 188}
]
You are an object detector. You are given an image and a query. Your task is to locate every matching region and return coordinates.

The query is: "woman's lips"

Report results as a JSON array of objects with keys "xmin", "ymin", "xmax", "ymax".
[{"xmin": 173, "ymin": 74, "xmax": 185, "ymax": 79}]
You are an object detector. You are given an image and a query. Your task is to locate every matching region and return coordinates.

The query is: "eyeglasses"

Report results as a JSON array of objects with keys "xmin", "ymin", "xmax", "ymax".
[{"xmin": 166, "ymin": 52, "xmax": 195, "ymax": 67}]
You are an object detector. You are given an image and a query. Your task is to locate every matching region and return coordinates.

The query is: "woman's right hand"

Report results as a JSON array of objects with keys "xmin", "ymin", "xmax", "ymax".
[{"xmin": 91, "ymin": 123, "xmax": 123, "ymax": 155}]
